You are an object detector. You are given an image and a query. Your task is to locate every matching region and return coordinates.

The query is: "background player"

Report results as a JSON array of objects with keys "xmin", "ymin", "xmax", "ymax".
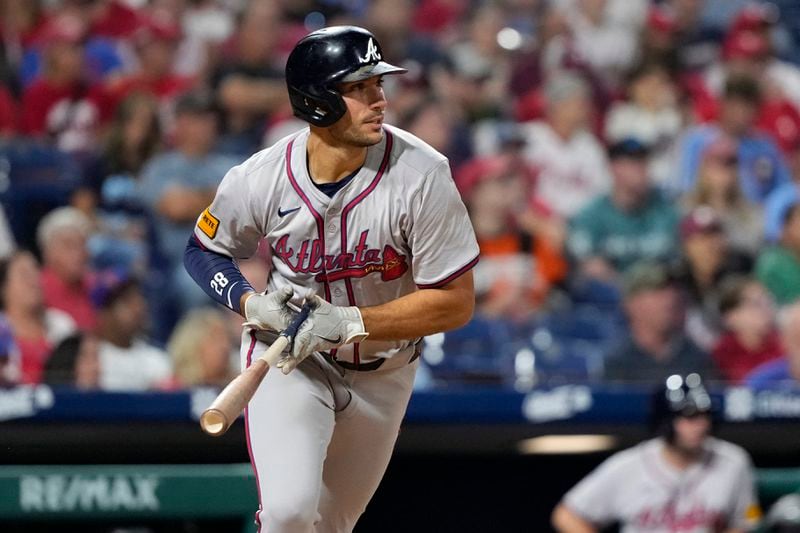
[
  {"xmin": 552, "ymin": 374, "xmax": 761, "ymax": 533},
  {"xmin": 183, "ymin": 26, "xmax": 479, "ymax": 532}
]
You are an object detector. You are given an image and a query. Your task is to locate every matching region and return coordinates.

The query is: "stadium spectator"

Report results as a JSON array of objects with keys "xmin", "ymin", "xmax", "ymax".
[
  {"xmin": 553, "ymin": 374, "xmax": 759, "ymax": 532},
  {"xmin": 683, "ymin": 134, "xmax": 763, "ymax": 256},
  {"xmin": 363, "ymin": 0, "xmax": 443, "ymax": 74},
  {"xmin": 464, "ymin": 150, "xmax": 565, "ymax": 318},
  {"xmin": 603, "ymin": 262, "xmax": 717, "ymax": 384},
  {"xmin": 167, "ymin": 307, "xmax": 234, "ymax": 388},
  {"xmin": 400, "ymin": 96, "xmax": 472, "ymax": 171},
  {"xmin": 554, "ymin": 0, "xmax": 643, "ymax": 88},
  {"xmin": 704, "ymin": 4, "xmax": 800, "ymax": 112},
  {"xmin": 19, "ymin": 0, "xmax": 129, "ymax": 86},
  {"xmin": 92, "ymin": 15, "xmax": 192, "ymax": 125},
  {"xmin": 713, "ymin": 275, "xmax": 782, "ymax": 383},
  {"xmin": 437, "ymin": 4, "xmax": 510, "ymax": 125},
  {"xmin": 0, "ymin": 0, "xmax": 47, "ymax": 82},
  {"xmin": 170, "ymin": 0, "xmax": 235, "ymax": 78},
  {"xmin": 567, "ymin": 139, "xmax": 679, "ymax": 281},
  {"xmin": 604, "ymin": 60, "xmax": 683, "ymax": 190},
  {"xmin": 700, "ymin": 24, "xmax": 800, "ymax": 158},
  {"xmin": 676, "ymin": 74, "xmax": 791, "ymax": 203},
  {"xmin": 210, "ymin": 0, "xmax": 287, "ymax": 156},
  {"xmin": 42, "ymin": 332, "xmax": 100, "ymax": 390},
  {"xmin": 757, "ymin": 187, "xmax": 800, "ymax": 305},
  {"xmin": 92, "ymin": 270, "xmax": 171, "ymax": 391},
  {"xmin": 672, "ymin": 206, "xmax": 752, "ymax": 352},
  {"xmin": 521, "ymin": 71, "xmax": 611, "ymax": 219},
  {"xmin": 96, "ymin": 92, "xmax": 163, "ymax": 183},
  {"xmin": 0, "ymin": 250, "xmax": 76, "ymax": 384},
  {"xmin": 138, "ymin": 91, "xmax": 239, "ymax": 316},
  {"xmin": 666, "ymin": 0, "xmax": 726, "ymax": 73},
  {"xmin": 37, "ymin": 206, "xmax": 96, "ymax": 332},
  {"xmin": 85, "ymin": 92, "xmax": 162, "ymax": 275},
  {"xmin": 20, "ymin": 13, "xmax": 100, "ymax": 153},
  {"xmin": 746, "ymin": 301, "xmax": 800, "ymax": 390}
]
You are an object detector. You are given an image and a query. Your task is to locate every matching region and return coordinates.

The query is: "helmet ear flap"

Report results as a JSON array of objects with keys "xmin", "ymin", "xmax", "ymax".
[{"xmin": 287, "ymin": 85, "xmax": 347, "ymax": 127}]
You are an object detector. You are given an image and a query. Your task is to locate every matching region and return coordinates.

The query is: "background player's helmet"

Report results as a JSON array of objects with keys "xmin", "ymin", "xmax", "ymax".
[
  {"xmin": 285, "ymin": 26, "xmax": 407, "ymax": 127},
  {"xmin": 649, "ymin": 373, "xmax": 714, "ymax": 442}
]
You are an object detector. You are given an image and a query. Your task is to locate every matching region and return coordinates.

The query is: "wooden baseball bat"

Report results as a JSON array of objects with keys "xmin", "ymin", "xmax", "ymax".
[{"xmin": 200, "ymin": 302, "xmax": 312, "ymax": 437}]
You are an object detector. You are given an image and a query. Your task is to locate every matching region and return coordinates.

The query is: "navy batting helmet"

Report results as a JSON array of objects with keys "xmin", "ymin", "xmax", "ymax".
[
  {"xmin": 285, "ymin": 26, "xmax": 407, "ymax": 127},
  {"xmin": 650, "ymin": 373, "xmax": 714, "ymax": 441}
]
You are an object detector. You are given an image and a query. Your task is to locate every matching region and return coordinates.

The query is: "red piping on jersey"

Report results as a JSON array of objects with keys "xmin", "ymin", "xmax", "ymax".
[
  {"xmin": 192, "ymin": 234, "xmax": 208, "ymax": 250},
  {"xmin": 285, "ymin": 139, "xmax": 332, "ymax": 302},
  {"xmin": 417, "ymin": 255, "xmax": 479, "ymax": 289},
  {"xmin": 338, "ymin": 130, "xmax": 394, "ymax": 367},
  {"xmin": 243, "ymin": 331, "xmax": 263, "ymax": 532}
]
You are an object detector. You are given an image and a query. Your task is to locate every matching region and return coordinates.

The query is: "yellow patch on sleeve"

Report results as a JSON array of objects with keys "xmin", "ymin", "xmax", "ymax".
[
  {"xmin": 198, "ymin": 208, "xmax": 220, "ymax": 239},
  {"xmin": 745, "ymin": 503, "xmax": 762, "ymax": 522}
]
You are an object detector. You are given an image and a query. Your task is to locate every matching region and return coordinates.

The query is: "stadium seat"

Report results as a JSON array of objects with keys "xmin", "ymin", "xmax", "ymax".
[
  {"xmin": 424, "ymin": 316, "xmax": 517, "ymax": 386},
  {"xmin": 0, "ymin": 140, "xmax": 82, "ymax": 251}
]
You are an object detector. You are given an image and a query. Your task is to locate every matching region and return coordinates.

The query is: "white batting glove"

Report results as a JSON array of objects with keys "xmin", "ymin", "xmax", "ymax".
[
  {"xmin": 276, "ymin": 295, "xmax": 369, "ymax": 374},
  {"xmin": 243, "ymin": 286, "xmax": 295, "ymax": 332}
]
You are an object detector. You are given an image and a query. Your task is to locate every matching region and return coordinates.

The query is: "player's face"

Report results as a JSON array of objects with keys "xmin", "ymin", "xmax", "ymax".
[
  {"xmin": 332, "ymin": 76, "xmax": 387, "ymax": 147},
  {"xmin": 672, "ymin": 413, "xmax": 711, "ymax": 454}
]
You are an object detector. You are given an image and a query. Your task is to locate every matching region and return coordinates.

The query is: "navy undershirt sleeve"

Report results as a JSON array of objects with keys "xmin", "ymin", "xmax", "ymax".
[{"xmin": 183, "ymin": 235, "xmax": 255, "ymax": 314}]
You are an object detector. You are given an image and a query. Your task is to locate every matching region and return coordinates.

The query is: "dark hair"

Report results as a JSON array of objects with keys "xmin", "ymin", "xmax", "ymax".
[
  {"xmin": 717, "ymin": 274, "xmax": 756, "ymax": 315},
  {"xmin": 42, "ymin": 334, "xmax": 83, "ymax": 385},
  {"xmin": 104, "ymin": 92, "xmax": 162, "ymax": 175},
  {"xmin": 783, "ymin": 203, "xmax": 800, "ymax": 228},
  {"xmin": 724, "ymin": 74, "xmax": 762, "ymax": 104},
  {"xmin": 624, "ymin": 59, "xmax": 673, "ymax": 90}
]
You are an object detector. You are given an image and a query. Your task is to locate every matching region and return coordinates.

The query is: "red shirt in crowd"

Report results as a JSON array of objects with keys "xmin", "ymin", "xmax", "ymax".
[
  {"xmin": 93, "ymin": 74, "xmax": 194, "ymax": 123},
  {"xmin": 40, "ymin": 268, "xmax": 97, "ymax": 332},
  {"xmin": 0, "ymin": 85, "xmax": 17, "ymax": 135},
  {"xmin": 712, "ymin": 330, "xmax": 784, "ymax": 383},
  {"xmin": 17, "ymin": 336, "xmax": 51, "ymax": 384},
  {"xmin": 20, "ymin": 79, "xmax": 88, "ymax": 135}
]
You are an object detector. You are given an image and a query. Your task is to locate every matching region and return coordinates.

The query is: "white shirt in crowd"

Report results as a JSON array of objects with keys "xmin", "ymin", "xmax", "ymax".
[
  {"xmin": 521, "ymin": 120, "xmax": 611, "ymax": 218},
  {"xmin": 98, "ymin": 339, "xmax": 172, "ymax": 391}
]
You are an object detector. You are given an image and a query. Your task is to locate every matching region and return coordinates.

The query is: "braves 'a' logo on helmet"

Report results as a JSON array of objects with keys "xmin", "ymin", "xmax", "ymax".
[{"xmin": 359, "ymin": 38, "xmax": 381, "ymax": 64}]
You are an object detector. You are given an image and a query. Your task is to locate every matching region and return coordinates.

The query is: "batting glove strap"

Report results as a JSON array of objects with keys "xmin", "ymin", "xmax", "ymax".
[
  {"xmin": 278, "ymin": 295, "xmax": 369, "ymax": 374},
  {"xmin": 242, "ymin": 286, "xmax": 295, "ymax": 332}
]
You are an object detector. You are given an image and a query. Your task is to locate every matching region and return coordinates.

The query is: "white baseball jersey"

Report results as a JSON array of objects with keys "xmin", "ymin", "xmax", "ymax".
[
  {"xmin": 193, "ymin": 124, "xmax": 479, "ymax": 367},
  {"xmin": 563, "ymin": 437, "xmax": 760, "ymax": 532}
]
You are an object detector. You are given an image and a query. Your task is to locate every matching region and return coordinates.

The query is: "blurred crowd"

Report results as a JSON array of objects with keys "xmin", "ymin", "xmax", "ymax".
[{"xmin": 1, "ymin": 0, "xmax": 800, "ymax": 391}]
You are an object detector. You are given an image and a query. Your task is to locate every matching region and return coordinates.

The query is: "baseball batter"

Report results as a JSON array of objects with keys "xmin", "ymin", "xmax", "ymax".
[
  {"xmin": 184, "ymin": 26, "xmax": 478, "ymax": 532},
  {"xmin": 552, "ymin": 374, "xmax": 761, "ymax": 533}
]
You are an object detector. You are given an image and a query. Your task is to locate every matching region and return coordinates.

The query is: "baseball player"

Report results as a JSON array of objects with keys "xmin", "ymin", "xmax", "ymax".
[
  {"xmin": 552, "ymin": 374, "xmax": 761, "ymax": 533},
  {"xmin": 183, "ymin": 26, "xmax": 478, "ymax": 533}
]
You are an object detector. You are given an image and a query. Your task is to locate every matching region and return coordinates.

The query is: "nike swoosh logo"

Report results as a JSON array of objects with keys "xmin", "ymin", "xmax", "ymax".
[
  {"xmin": 278, "ymin": 206, "xmax": 301, "ymax": 217},
  {"xmin": 316, "ymin": 335, "xmax": 342, "ymax": 344}
]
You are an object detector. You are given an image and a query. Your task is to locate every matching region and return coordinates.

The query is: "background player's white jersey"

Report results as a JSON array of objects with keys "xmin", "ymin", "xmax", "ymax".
[
  {"xmin": 563, "ymin": 437, "xmax": 759, "ymax": 533},
  {"xmin": 194, "ymin": 125, "xmax": 479, "ymax": 366}
]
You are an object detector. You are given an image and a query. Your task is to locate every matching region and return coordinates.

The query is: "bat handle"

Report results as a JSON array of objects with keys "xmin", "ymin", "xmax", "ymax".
[
  {"xmin": 199, "ymin": 301, "xmax": 314, "ymax": 436},
  {"xmin": 256, "ymin": 302, "xmax": 312, "ymax": 366}
]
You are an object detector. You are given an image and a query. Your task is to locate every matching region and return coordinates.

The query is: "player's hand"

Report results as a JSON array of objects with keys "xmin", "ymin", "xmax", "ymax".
[
  {"xmin": 277, "ymin": 295, "xmax": 368, "ymax": 374},
  {"xmin": 243, "ymin": 286, "xmax": 295, "ymax": 332}
]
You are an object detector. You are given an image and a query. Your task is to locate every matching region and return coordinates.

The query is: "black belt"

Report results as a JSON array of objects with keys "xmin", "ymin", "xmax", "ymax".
[{"xmin": 323, "ymin": 344, "xmax": 421, "ymax": 372}]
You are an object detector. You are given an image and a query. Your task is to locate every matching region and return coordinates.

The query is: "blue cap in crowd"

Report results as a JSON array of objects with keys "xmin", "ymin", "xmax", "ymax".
[{"xmin": 90, "ymin": 269, "xmax": 137, "ymax": 310}]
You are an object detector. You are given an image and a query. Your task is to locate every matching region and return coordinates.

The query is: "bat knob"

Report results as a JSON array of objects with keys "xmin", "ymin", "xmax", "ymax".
[{"xmin": 200, "ymin": 408, "xmax": 229, "ymax": 436}]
